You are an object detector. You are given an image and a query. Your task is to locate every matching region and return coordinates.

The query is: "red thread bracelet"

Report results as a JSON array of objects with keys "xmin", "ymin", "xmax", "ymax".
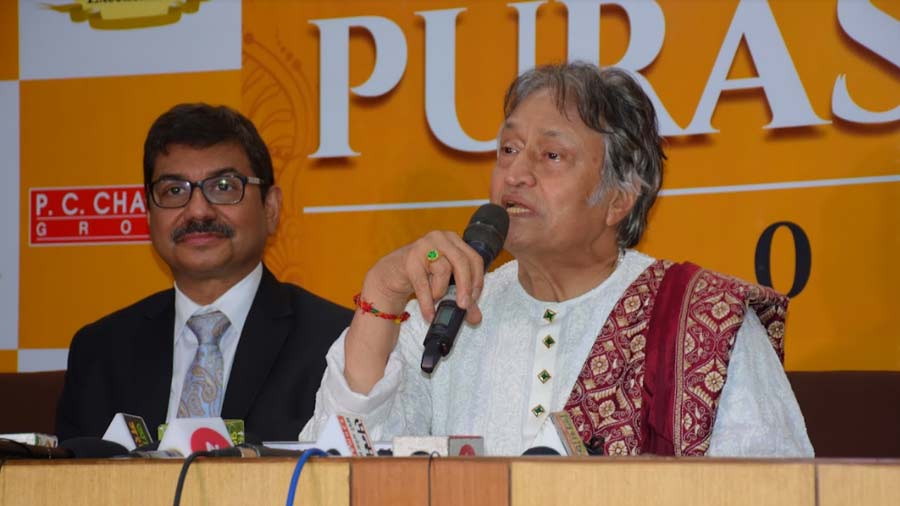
[{"xmin": 353, "ymin": 293, "xmax": 410, "ymax": 324}]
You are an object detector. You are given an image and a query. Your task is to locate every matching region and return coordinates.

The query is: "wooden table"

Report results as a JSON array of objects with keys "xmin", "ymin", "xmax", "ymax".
[{"xmin": 1, "ymin": 456, "xmax": 897, "ymax": 505}]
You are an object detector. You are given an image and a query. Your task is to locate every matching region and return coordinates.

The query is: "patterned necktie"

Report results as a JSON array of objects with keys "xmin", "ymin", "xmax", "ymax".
[{"xmin": 177, "ymin": 311, "xmax": 230, "ymax": 418}]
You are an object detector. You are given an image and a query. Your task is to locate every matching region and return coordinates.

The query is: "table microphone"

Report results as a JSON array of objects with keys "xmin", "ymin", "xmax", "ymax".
[
  {"xmin": 59, "ymin": 437, "xmax": 130, "ymax": 458},
  {"xmin": 421, "ymin": 203, "xmax": 509, "ymax": 373},
  {"xmin": 202, "ymin": 444, "xmax": 329, "ymax": 458},
  {"xmin": 102, "ymin": 412, "xmax": 153, "ymax": 450},
  {"xmin": 522, "ymin": 446, "xmax": 562, "ymax": 456}
]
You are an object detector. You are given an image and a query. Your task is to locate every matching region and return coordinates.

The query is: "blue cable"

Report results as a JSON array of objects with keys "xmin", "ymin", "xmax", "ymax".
[{"xmin": 285, "ymin": 448, "xmax": 328, "ymax": 506}]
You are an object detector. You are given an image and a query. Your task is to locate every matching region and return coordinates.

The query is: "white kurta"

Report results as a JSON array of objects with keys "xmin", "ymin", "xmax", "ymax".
[{"xmin": 301, "ymin": 250, "xmax": 813, "ymax": 457}]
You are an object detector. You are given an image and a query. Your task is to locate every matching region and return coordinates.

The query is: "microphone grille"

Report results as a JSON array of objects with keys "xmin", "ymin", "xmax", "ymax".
[
  {"xmin": 463, "ymin": 203, "xmax": 509, "ymax": 258},
  {"xmin": 468, "ymin": 203, "xmax": 509, "ymax": 238}
]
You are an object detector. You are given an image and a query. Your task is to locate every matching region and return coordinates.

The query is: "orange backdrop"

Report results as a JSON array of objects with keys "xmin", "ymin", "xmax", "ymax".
[{"xmin": 7, "ymin": 0, "xmax": 899, "ymax": 372}]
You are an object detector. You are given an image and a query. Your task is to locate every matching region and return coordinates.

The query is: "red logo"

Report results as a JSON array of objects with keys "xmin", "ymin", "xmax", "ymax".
[
  {"xmin": 458, "ymin": 444, "xmax": 476, "ymax": 456},
  {"xmin": 189, "ymin": 428, "xmax": 231, "ymax": 453},
  {"xmin": 30, "ymin": 185, "xmax": 149, "ymax": 245}
]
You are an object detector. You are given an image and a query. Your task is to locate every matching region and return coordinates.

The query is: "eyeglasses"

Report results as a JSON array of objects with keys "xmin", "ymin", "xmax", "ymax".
[{"xmin": 149, "ymin": 174, "xmax": 266, "ymax": 208}]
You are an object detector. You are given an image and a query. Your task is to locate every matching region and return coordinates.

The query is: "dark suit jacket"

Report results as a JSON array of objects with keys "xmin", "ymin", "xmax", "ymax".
[{"xmin": 55, "ymin": 267, "xmax": 352, "ymax": 442}]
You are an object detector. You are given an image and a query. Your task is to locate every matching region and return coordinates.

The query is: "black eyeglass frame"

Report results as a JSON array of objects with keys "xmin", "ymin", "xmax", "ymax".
[{"xmin": 148, "ymin": 174, "xmax": 267, "ymax": 208}]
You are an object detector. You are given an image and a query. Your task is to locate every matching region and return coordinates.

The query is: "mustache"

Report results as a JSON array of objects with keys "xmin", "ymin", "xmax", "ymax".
[{"xmin": 171, "ymin": 219, "xmax": 235, "ymax": 242}]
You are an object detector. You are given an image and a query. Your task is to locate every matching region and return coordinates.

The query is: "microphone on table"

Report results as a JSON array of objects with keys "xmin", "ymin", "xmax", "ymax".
[
  {"xmin": 313, "ymin": 414, "xmax": 375, "ymax": 456},
  {"xmin": 173, "ymin": 414, "xmax": 377, "ymax": 458},
  {"xmin": 58, "ymin": 412, "xmax": 155, "ymax": 458},
  {"xmin": 392, "ymin": 435, "xmax": 484, "ymax": 456},
  {"xmin": 421, "ymin": 203, "xmax": 509, "ymax": 373},
  {"xmin": 523, "ymin": 412, "xmax": 603, "ymax": 457},
  {"xmin": 102, "ymin": 412, "xmax": 154, "ymax": 450},
  {"xmin": 157, "ymin": 417, "xmax": 234, "ymax": 456},
  {"xmin": 201, "ymin": 444, "xmax": 335, "ymax": 458},
  {"xmin": 200, "ymin": 444, "xmax": 296, "ymax": 458},
  {"xmin": 59, "ymin": 437, "xmax": 131, "ymax": 458},
  {"xmin": 522, "ymin": 446, "xmax": 561, "ymax": 456}
]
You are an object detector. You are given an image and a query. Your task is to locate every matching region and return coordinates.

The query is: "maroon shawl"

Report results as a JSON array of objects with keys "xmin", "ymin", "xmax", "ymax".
[{"xmin": 563, "ymin": 260, "xmax": 788, "ymax": 456}]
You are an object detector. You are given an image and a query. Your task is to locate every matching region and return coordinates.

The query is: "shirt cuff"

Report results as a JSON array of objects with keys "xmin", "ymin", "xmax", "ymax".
[{"xmin": 321, "ymin": 327, "xmax": 405, "ymax": 416}]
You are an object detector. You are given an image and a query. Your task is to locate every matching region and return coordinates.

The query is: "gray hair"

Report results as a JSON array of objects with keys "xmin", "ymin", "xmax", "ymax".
[{"xmin": 502, "ymin": 62, "xmax": 665, "ymax": 248}]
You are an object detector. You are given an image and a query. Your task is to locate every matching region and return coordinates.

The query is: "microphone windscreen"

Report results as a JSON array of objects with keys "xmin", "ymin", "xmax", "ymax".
[
  {"xmin": 60, "ymin": 437, "xmax": 130, "ymax": 458},
  {"xmin": 522, "ymin": 446, "xmax": 562, "ymax": 456},
  {"xmin": 463, "ymin": 203, "xmax": 509, "ymax": 262}
]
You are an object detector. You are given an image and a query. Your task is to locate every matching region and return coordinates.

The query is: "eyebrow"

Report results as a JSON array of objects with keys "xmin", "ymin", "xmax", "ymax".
[
  {"xmin": 500, "ymin": 120, "xmax": 569, "ymax": 140},
  {"xmin": 155, "ymin": 167, "xmax": 243, "ymax": 181}
]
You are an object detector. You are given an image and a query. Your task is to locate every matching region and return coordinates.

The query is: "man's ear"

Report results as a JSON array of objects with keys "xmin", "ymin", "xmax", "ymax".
[
  {"xmin": 264, "ymin": 186, "xmax": 282, "ymax": 234},
  {"xmin": 605, "ymin": 188, "xmax": 636, "ymax": 227}
]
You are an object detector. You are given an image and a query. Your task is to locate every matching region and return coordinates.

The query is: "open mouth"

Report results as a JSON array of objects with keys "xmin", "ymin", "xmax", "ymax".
[{"xmin": 502, "ymin": 197, "xmax": 532, "ymax": 216}]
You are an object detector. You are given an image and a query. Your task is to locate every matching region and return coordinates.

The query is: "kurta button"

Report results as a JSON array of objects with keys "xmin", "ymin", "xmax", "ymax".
[
  {"xmin": 538, "ymin": 369, "xmax": 552, "ymax": 384},
  {"xmin": 543, "ymin": 309, "xmax": 557, "ymax": 322}
]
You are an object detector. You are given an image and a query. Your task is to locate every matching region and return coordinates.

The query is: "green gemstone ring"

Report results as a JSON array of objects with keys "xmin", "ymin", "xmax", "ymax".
[{"xmin": 426, "ymin": 249, "xmax": 440, "ymax": 262}]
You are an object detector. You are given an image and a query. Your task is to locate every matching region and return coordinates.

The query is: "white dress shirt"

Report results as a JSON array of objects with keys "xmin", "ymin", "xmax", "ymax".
[
  {"xmin": 300, "ymin": 251, "xmax": 813, "ymax": 457},
  {"xmin": 165, "ymin": 263, "xmax": 263, "ymax": 423}
]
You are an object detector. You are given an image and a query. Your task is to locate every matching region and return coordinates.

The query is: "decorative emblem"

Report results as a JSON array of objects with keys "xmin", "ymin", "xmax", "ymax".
[
  {"xmin": 538, "ymin": 370, "xmax": 552, "ymax": 384},
  {"xmin": 531, "ymin": 404, "xmax": 546, "ymax": 417},
  {"xmin": 542, "ymin": 335, "xmax": 556, "ymax": 349},
  {"xmin": 47, "ymin": 0, "xmax": 207, "ymax": 30}
]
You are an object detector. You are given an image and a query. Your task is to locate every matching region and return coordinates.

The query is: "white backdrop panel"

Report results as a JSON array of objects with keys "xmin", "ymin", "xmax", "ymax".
[
  {"xmin": 0, "ymin": 80, "xmax": 18, "ymax": 350},
  {"xmin": 18, "ymin": 0, "xmax": 242, "ymax": 80}
]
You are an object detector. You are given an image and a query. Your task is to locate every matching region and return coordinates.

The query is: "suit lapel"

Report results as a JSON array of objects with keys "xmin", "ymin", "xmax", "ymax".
[
  {"xmin": 130, "ymin": 290, "xmax": 175, "ymax": 431},
  {"xmin": 221, "ymin": 267, "xmax": 292, "ymax": 420}
]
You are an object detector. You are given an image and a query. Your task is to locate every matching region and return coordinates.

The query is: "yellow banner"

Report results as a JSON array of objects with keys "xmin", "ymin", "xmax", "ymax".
[{"xmin": 11, "ymin": 0, "xmax": 899, "ymax": 372}]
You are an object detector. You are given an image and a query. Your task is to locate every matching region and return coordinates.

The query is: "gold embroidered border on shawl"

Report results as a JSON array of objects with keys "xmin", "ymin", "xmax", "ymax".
[
  {"xmin": 673, "ymin": 269, "xmax": 788, "ymax": 455},
  {"xmin": 563, "ymin": 260, "xmax": 788, "ymax": 456},
  {"xmin": 563, "ymin": 260, "xmax": 672, "ymax": 456}
]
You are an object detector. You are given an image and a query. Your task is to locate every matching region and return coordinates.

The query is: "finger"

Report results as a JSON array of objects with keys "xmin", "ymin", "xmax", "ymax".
[
  {"xmin": 460, "ymin": 240, "xmax": 486, "ymax": 306},
  {"xmin": 464, "ymin": 300, "xmax": 482, "ymax": 324},
  {"xmin": 406, "ymin": 250, "xmax": 437, "ymax": 322},
  {"xmin": 427, "ymin": 232, "xmax": 479, "ymax": 310},
  {"xmin": 426, "ymin": 255, "xmax": 453, "ymax": 302}
]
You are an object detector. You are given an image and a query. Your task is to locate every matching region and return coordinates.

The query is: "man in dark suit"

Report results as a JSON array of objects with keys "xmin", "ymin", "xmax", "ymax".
[{"xmin": 56, "ymin": 104, "xmax": 352, "ymax": 442}]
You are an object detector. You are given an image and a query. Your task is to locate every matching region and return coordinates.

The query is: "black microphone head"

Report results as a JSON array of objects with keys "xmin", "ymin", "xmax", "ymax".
[
  {"xmin": 60, "ymin": 437, "xmax": 130, "ymax": 458},
  {"xmin": 522, "ymin": 446, "xmax": 562, "ymax": 456},
  {"xmin": 463, "ymin": 203, "xmax": 509, "ymax": 267}
]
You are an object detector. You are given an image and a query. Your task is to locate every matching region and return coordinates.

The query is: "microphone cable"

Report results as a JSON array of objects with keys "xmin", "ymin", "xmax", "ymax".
[
  {"xmin": 285, "ymin": 448, "xmax": 328, "ymax": 506},
  {"xmin": 172, "ymin": 450, "xmax": 213, "ymax": 506},
  {"xmin": 426, "ymin": 451, "xmax": 440, "ymax": 506}
]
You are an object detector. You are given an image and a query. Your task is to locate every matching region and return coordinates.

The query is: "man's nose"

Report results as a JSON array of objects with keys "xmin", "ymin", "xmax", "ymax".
[
  {"xmin": 182, "ymin": 185, "xmax": 217, "ymax": 218},
  {"xmin": 504, "ymin": 151, "xmax": 537, "ymax": 187}
]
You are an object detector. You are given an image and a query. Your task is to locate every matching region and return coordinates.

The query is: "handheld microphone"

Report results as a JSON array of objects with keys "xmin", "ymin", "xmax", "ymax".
[{"xmin": 421, "ymin": 203, "xmax": 509, "ymax": 373}]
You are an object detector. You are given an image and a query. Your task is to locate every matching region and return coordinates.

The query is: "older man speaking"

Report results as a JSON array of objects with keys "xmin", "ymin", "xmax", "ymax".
[{"xmin": 301, "ymin": 63, "xmax": 812, "ymax": 457}]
